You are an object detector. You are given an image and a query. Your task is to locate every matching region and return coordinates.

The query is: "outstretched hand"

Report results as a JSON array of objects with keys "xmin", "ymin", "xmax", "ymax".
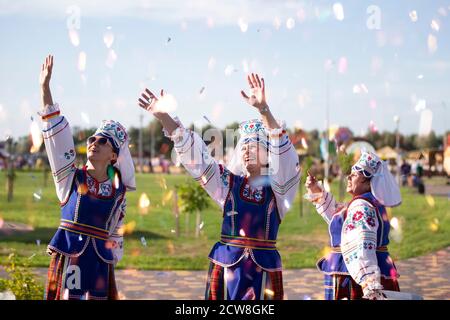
[
  {"xmin": 240, "ymin": 73, "xmax": 268, "ymax": 112},
  {"xmin": 305, "ymin": 170, "xmax": 322, "ymax": 194},
  {"xmin": 40, "ymin": 55, "xmax": 53, "ymax": 88},
  {"xmin": 138, "ymin": 88, "xmax": 167, "ymax": 120},
  {"xmin": 137, "ymin": 88, "xmax": 179, "ymax": 136}
]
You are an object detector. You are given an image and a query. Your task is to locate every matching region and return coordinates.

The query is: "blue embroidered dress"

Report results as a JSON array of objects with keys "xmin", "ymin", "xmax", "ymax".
[
  {"xmin": 167, "ymin": 120, "xmax": 300, "ymax": 300},
  {"xmin": 314, "ymin": 190, "xmax": 400, "ymax": 300},
  {"xmin": 41, "ymin": 104, "xmax": 126, "ymax": 300}
]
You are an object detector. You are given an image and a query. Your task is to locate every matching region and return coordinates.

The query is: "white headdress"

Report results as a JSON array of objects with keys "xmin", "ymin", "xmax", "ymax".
[
  {"xmin": 352, "ymin": 151, "xmax": 401, "ymax": 207},
  {"xmin": 227, "ymin": 119, "xmax": 270, "ymax": 177},
  {"xmin": 91, "ymin": 120, "xmax": 136, "ymax": 191}
]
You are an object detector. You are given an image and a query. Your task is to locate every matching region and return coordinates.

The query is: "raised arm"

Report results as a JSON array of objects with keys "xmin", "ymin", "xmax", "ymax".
[
  {"xmin": 241, "ymin": 74, "xmax": 300, "ymax": 219},
  {"xmin": 240, "ymin": 73, "xmax": 280, "ymax": 130},
  {"xmin": 137, "ymin": 88, "xmax": 231, "ymax": 209},
  {"xmin": 39, "ymin": 55, "xmax": 76, "ymax": 204}
]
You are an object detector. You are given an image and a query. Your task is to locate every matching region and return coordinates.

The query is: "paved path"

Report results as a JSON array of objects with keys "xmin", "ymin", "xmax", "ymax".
[{"xmin": 19, "ymin": 247, "xmax": 449, "ymax": 300}]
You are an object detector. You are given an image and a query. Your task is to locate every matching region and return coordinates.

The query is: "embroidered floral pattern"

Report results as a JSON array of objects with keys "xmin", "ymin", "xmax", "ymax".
[
  {"xmin": 353, "ymin": 210, "xmax": 364, "ymax": 222},
  {"xmin": 220, "ymin": 166, "xmax": 231, "ymax": 187},
  {"xmin": 242, "ymin": 183, "xmax": 264, "ymax": 202},
  {"xmin": 64, "ymin": 149, "xmax": 75, "ymax": 160},
  {"xmin": 86, "ymin": 175, "xmax": 113, "ymax": 197},
  {"xmin": 344, "ymin": 205, "xmax": 377, "ymax": 232}
]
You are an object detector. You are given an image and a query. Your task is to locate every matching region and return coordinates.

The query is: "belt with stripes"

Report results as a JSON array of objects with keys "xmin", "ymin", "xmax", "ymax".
[
  {"xmin": 331, "ymin": 246, "xmax": 388, "ymax": 253},
  {"xmin": 220, "ymin": 234, "xmax": 277, "ymax": 250},
  {"xmin": 59, "ymin": 220, "xmax": 109, "ymax": 241}
]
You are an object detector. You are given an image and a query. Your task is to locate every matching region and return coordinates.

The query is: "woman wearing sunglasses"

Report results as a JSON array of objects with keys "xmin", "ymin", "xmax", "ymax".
[
  {"xmin": 305, "ymin": 151, "xmax": 401, "ymax": 300},
  {"xmin": 39, "ymin": 55, "xmax": 135, "ymax": 300},
  {"xmin": 137, "ymin": 74, "xmax": 300, "ymax": 300}
]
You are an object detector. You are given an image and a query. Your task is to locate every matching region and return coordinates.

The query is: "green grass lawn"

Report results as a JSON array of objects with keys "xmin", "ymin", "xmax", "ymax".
[{"xmin": 0, "ymin": 171, "xmax": 449, "ymax": 270}]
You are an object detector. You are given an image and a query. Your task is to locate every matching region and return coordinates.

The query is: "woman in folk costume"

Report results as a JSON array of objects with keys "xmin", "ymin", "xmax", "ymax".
[
  {"xmin": 39, "ymin": 55, "xmax": 136, "ymax": 300},
  {"xmin": 305, "ymin": 151, "xmax": 401, "ymax": 300},
  {"xmin": 137, "ymin": 73, "xmax": 300, "ymax": 300}
]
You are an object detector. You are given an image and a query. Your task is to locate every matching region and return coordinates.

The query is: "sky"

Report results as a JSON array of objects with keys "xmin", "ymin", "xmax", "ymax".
[{"xmin": 0, "ymin": 0, "xmax": 449, "ymax": 140}]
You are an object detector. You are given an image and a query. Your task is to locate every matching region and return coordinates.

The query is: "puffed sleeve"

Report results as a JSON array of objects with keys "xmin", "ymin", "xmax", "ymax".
[
  {"xmin": 40, "ymin": 103, "xmax": 77, "ymax": 204},
  {"xmin": 107, "ymin": 198, "xmax": 126, "ymax": 264},
  {"xmin": 266, "ymin": 123, "xmax": 301, "ymax": 220},
  {"xmin": 166, "ymin": 118, "xmax": 231, "ymax": 210}
]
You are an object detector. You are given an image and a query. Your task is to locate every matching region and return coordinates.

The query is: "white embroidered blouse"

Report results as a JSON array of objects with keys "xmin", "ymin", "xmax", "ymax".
[
  {"xmin": 314, "ymin": 191, "xmax": 383, "ymax": 290},
  {"xmin": 166, "ymin": 120, "xmax": 300, "ymax": 220},
  {"xmin": 40, "ymin": 103, "xmax": 126, "ymax": 264}
]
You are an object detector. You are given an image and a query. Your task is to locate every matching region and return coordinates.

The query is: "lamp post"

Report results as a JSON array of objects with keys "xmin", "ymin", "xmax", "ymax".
[
  {"xmin": 138, "ymin": 113, "xmax": 143, "ymax": 173},
  {"xmin": 324, "ymin": 59, "xmax": 334, "ymax": 185},
  {"xmin": 394, "ymin": 115, "xmax": 401, "ymax": 186}
]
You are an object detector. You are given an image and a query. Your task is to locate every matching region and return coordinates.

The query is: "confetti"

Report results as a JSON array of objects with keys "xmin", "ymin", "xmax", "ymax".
[
  {"xmin": 284, "ymin": 199, "xmax": 291, "ymax": 209},
  {"xmin": 265, "ymin": 289, "xmax": 275, "ymax": 297},
  {"xmin": 114, "ymin": 172, "xmax": 120, "ymax": 189},
  {"xmin": 33, "ymin": 190, "xmax": 42, "ymax": 201},
  {"xmin": 242, "ymin": 60, "xmax": 249, "ymax": 73},
  {"xmin": 166, "ymin": 241, "xmax": 175, "ymax": 254},
  {"xmin": 68, "ymin": 29, "xmax": 80, "ymax": 47},
  {"xmin": 30, "ymin": 121, "xmax": 43, "ymax": 153},
  {"xmin": 162, "ymin": 190, "xmax": 173, "ymax": 205},
  {"xmin": 338, "ymin": 57, "xmax": 347, "ymax": 74},
  {"xmin": 409, "ymin": 10, "xmax": 418, "ymax": 22},
  {"xmin": 120, "ymin": 221, "xmax": 136, "ymax": 236},
  {"xmin": 415, "ymin": 99, "xmax": 426, "ymax": 112},
  {"xmin": 78, "ymin": 183, "xmax": 88, "ymax": 195},
  {"xmin": 418, "ymin": 109, "xmax": 433, "ymax": 136},
  {"xmin": 323, "ymin": 179, "xmax": 331, "ymax": 192},
  {"xmin": 425, "ymin": 195, "xmax": 435, "ymax": 207},
  {"xmin": 286, "ymin": 18, "xmax": 295, "ymax": 29},
  {"xmin": 139, "ymin": 193, "xmax": 150, "ymax": 214},
  {"xmin": 431, "ymin": 20, "xmax": 440, "ymax": 32},
  {"xmin": 203, "ymin": 115, "xmax": 211, "ymax": 123},
  {"xmin": 103, "ymin": 27, "xmax": 114, "ymax": 48},
  {"xmin": 238, "ymin": 18, "xmax": 248, "ymax": 33},
  {"xmin": 438, "ymin": 7, "xmax": 447, "ymax": 17},
  {"xmin": 206, "ymin": 17, "xmax": 214, "ymax": 28},
  {"xmin": 273, "ymin": 17, "xmax": 282, "ymax": 30},
  {"xmin": 208, "ymin": 57, "xmax": 216, "ymax": 70},
  {"xmin": 429, "ymin": 218, "xmax": 439, "ymax": 232},
  {"xmin": 427, "ymin": 34, "xmax": 438, "ymax": 54},
  {"xmin": 301, "ymin": 137, "xmax": 308, "ymax": 149},
  {"xmin": 77, "ymin": 51, "xmax": 87, "ymax": 72},
  {"xmin": 105, "ymin": 49, "xmax": 118, "ymax": 69},
  {"xmin": 140, "ymin": 236, "xmax": 147, "ymax": 247},
  {"xmin": 369, "ymin": 120, "xmax": 378, "ymax": 133},
  {"xmin": 154, "ymin": 93, "xmax": 178, "ymax": 113},
  {"xmin": 81, "ymin": 112, "xmax": 90, "ymax": 124},
  {"xmin": 389, "ymin": 217, "xmax": 402, "ymax": 242},
  {"xmin": 224, "ymin": 64, "xmax": 235, "ymax": 76},
  {"xmin": 333, "ymin": 3, "xmax": 345, "ymax": 21}
]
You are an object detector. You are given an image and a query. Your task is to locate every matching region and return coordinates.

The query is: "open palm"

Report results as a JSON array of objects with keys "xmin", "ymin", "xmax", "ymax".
[
  {"xmin": 240, "ymin": 73, "xmax": 268, "ymax": 111},
  {"xmin": 40, "ymin": 55, "xmax": 53, "ymax": 87}
]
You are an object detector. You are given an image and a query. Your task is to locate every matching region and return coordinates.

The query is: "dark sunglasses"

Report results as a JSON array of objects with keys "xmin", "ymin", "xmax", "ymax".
[{"xmin": 87, "ymin": 136, "xmax": 109, "ymax": 146}]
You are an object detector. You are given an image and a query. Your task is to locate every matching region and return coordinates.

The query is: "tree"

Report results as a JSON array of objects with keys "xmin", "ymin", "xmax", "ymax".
[{"xmin": 176, "ymin": 180, "xmax": 211, "ymax": 238}]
